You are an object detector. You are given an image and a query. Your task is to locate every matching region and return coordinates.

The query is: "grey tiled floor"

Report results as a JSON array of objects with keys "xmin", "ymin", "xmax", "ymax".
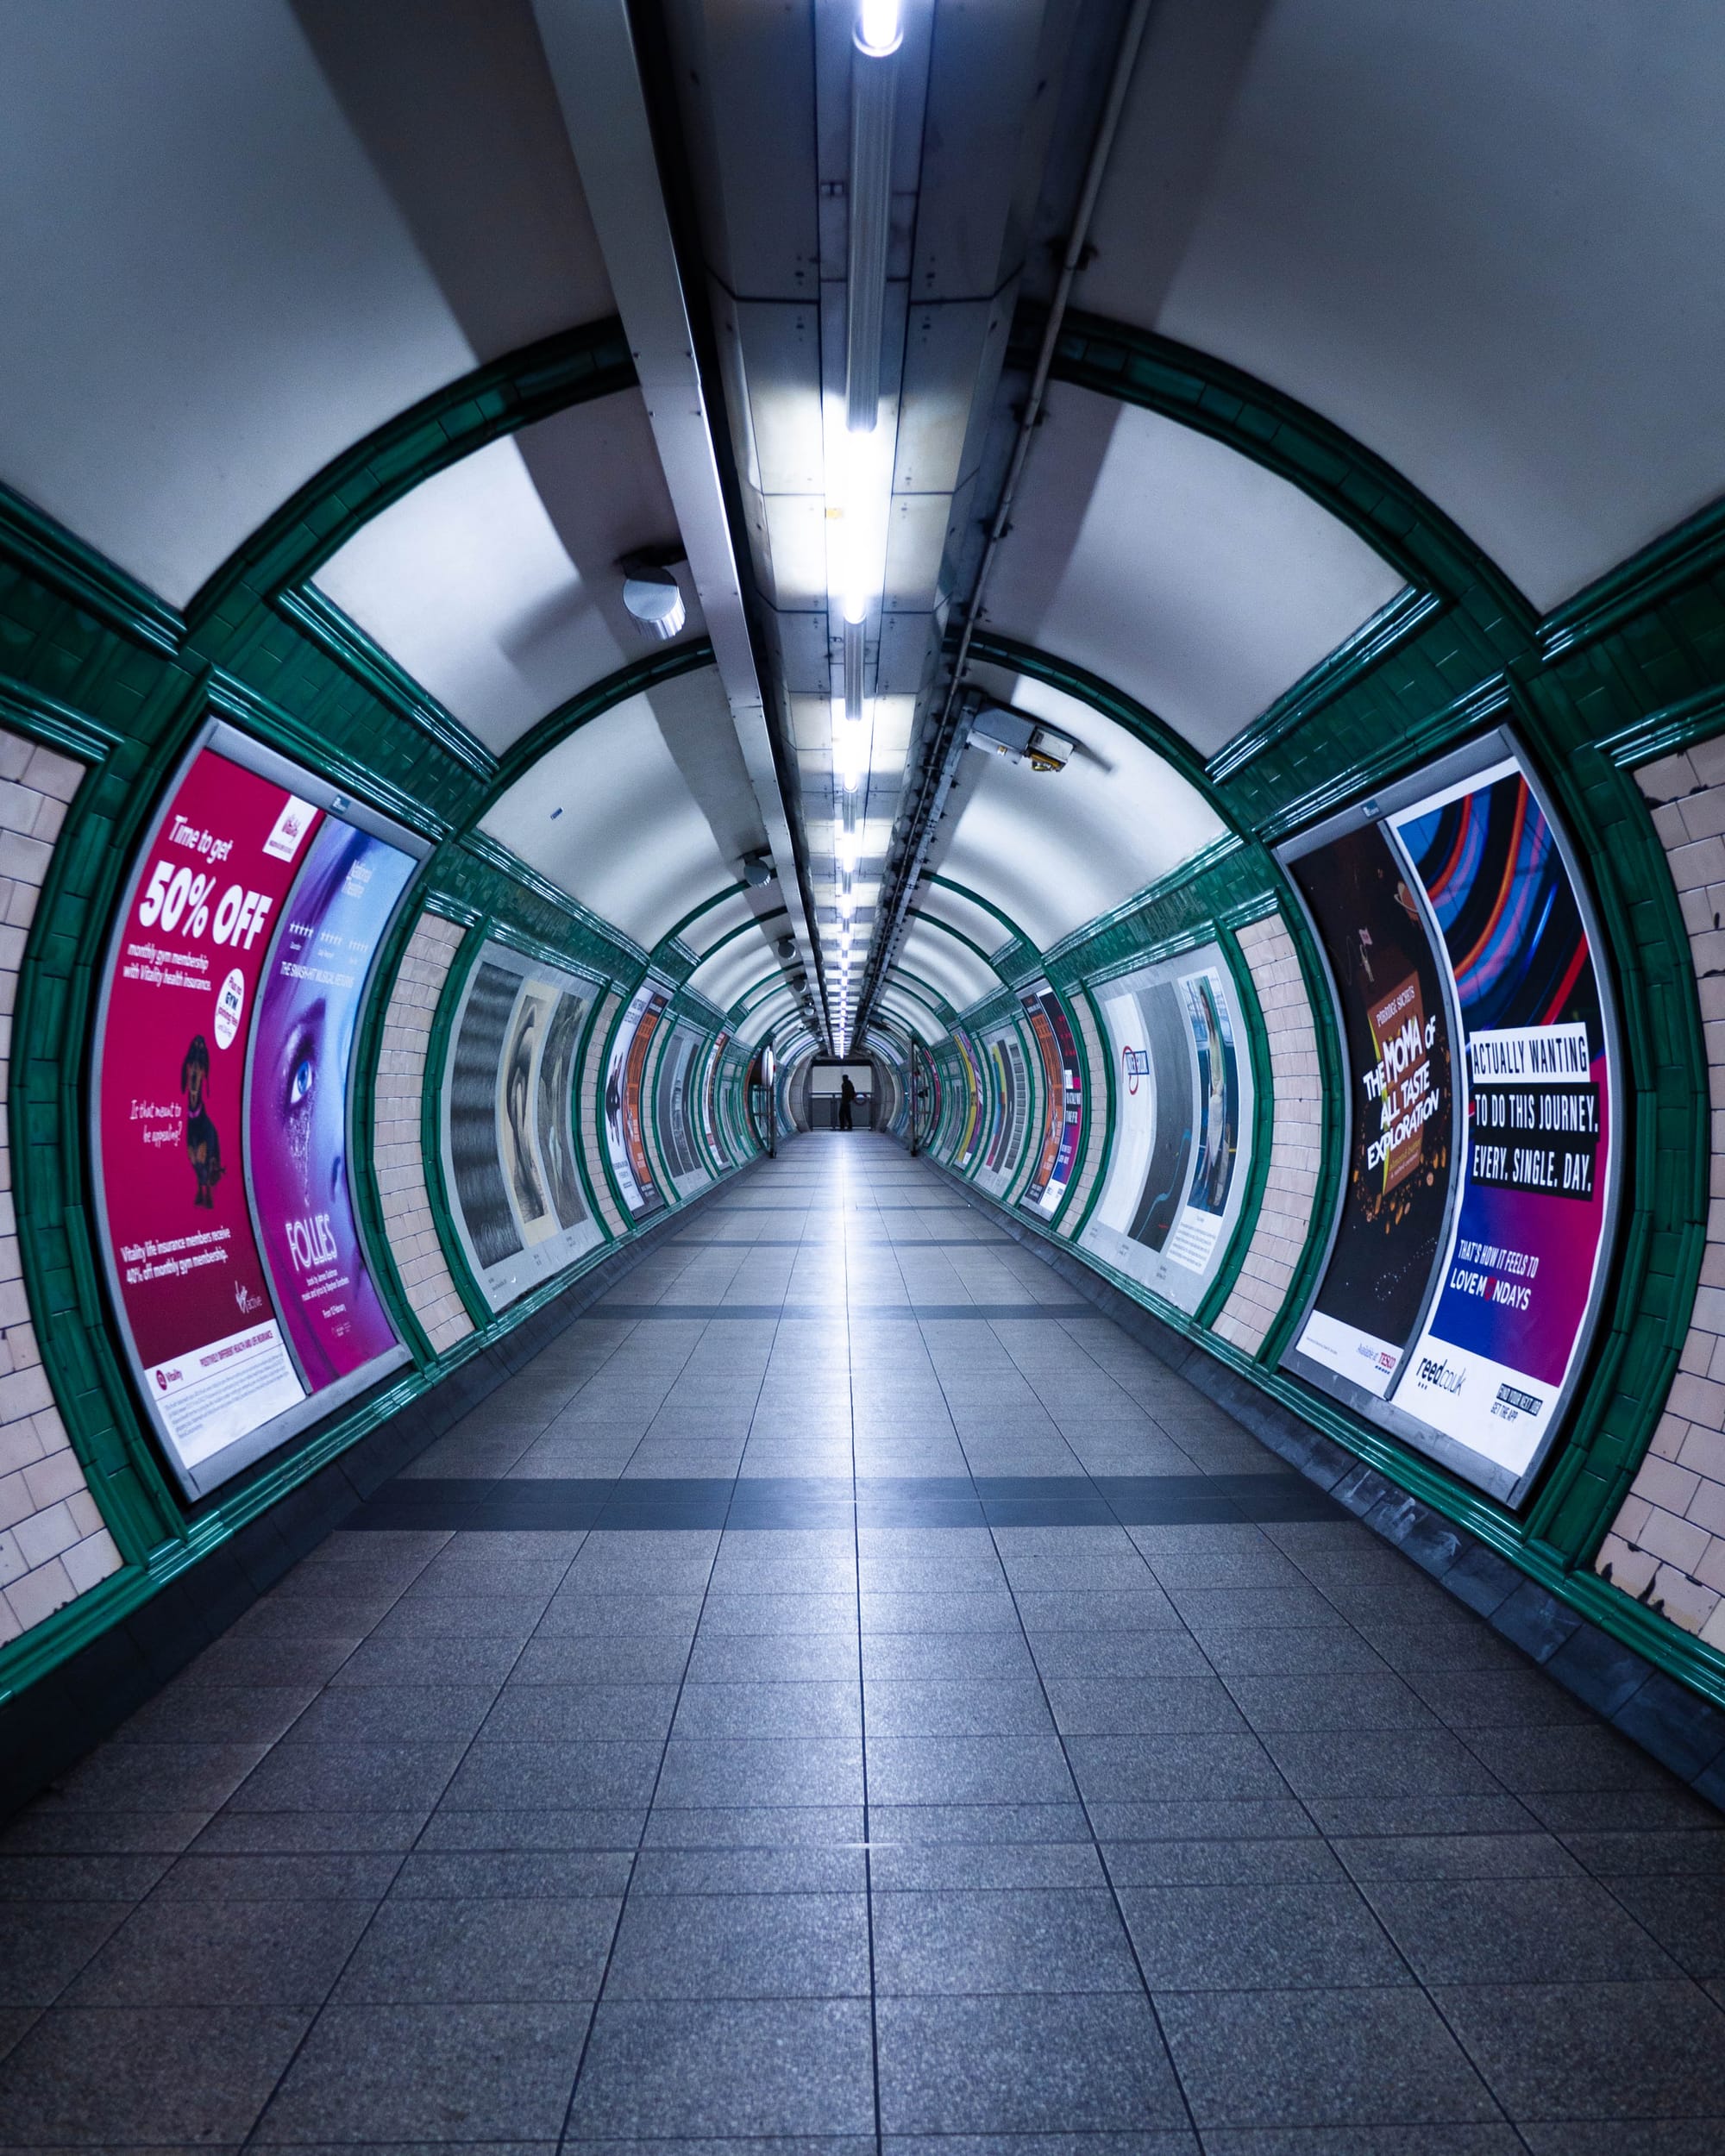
[{"xmin": 3, "ymin": 1133, "xmax": 1725, "ymax": 2150}]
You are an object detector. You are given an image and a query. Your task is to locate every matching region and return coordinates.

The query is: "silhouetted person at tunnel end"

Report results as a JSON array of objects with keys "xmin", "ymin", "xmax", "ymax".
[{"xmin": 839, "ymin": 1073, "xmax": 856, "ymax": 1130}]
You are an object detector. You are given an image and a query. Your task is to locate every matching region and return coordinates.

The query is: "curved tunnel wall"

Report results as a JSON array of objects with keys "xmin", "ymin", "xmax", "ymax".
[
  {"xmin": 867, "ymin": 661, "xmax": 1722, "ymax": 1751},
  {"xmin": 846, "ymin": 310, "xmax": 1725, "ymax": 1753},
  {"xmin": 2, "ymin": 342, "xmax": 1725, "ymax": 1793},
  {"xmin": 0, "ymin": 360, "xmax": 797, "ymax": 1719}
]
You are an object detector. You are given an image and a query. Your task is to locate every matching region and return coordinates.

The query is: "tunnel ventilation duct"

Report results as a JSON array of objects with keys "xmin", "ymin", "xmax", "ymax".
[
  {"xmin": 968, "ymin": 702, "xmax": 1075, "ymax": 774},
  {"xmin": 845, "ymin": 2, "xmax": 900, "ymax": 432}
]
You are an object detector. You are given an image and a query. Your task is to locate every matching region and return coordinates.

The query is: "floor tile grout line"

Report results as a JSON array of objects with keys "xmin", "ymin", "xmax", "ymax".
[
  {"xmin": 842, "ymin": 1152, "xmax": 887, "ymax": 2156},
  {"xmin": 980, "ymin": 1496, "xmax": 1208, "ymax": 2147},
  {"xmin": 555, "ymin": 1418, "xmax": 737, "ymax": 2147},
  {"xmin": 1118, "ymin": 1468, "xmax": 1534, "ymax": 2141},
  {"xmin": 230, "ymin": 1517, "xmax": 595, "ymax": 2153}
]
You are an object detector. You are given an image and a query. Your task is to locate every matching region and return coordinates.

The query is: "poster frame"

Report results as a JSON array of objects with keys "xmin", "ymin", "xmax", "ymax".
[
  {"xmin": 436, "ymin": 937, "xmax": 605, "ymax": 1314},
  {"xmin": 1275, "ymin": 725, "xmax": 1625, "ymax": 1505},
  {"xmin": 1076, "ymin": 937, "xmax": 1256, "ymax": 1314},
  {"xmin": 87, "ymin": 717, "xmax": 428, "ymax": 1502}
]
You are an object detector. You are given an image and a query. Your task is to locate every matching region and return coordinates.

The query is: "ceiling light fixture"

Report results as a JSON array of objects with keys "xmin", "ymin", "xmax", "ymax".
[
  {"xmin": 845, "ymin": 4, "xmax": 898, "ymax": 429},
  {"xmin": 855, "ymin": 0, "xmax": 902, "ymax": 58}
]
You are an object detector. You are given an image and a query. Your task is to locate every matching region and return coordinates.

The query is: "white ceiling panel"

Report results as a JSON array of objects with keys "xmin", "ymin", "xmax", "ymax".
[
  {"xmin": 0, "ymin": 0, "xmax": 610, "ymax": 606},
  {"xmin": 480, "ymin": 674, "xmax": 736, "ymax": 950},
  {"xmin": 1082, "ymin": 0, "xmax": 1725, "ymax": 608},
  {"xmin": 987, "ymin": 385, "xmax": 1403, "ymax": 755},
  {"xmin": 894, "ymin": 924, "xmax": 998, "ymax": 1015},
  {"xmin": 738, "ymin": 985, "xmax": 799, "ymax": 1042},
  {"xmin": 878, "ymin": 987, "xmax": 944, "ymax": 1044},
  {"xmin": 316, "ymin": 392, "xmax": 690, "ymax": 754},
  {"xmin": 914, "ymin": 882, "xmax": 1026, "ymax": 963},
  {"xmin": 681, "ymin": 887, "xmax": 762, "ymax": 958},
  {"xmin": 688, "ymin": 935, "xmax": 783, "ymax": 1013},
  {"xmin": 932, "ymin": 674, "xmax": 1227, "ymax": 951}
]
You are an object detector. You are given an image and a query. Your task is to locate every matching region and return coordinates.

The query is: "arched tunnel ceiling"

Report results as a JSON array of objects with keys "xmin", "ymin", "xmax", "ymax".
[
  {"xmin": 681, "ymin": 888, "xmax": 762, "ymax": 961},
  {"xmin": 892, "ymin": 922, "xmax": 998, "ymax": 1016},
  {"xmin": 742, "ymin": 983, "xmax": 802, "ymax": 1043},
  {"xmin": 688, "ymin": 935, "xmax": 787, "ymax": 1015},
  {"xmin": 985, "ymin": 385, "xmax": 1405, "ymax": 755},
  {"xmin": 314, "ymin": 392, "xmax": 699, "ymax": 754},
  {"xmin": 0, "ymin": 0, "xmax": 612, "ymax": 606},
  {"xmin": 1079, "ymin": 0, "xmax": 1725, "ymax": 609},
  {"xmin": 912, "ymin": 882, "xmax": 1022, "ymax": 966},
  {"xmin": 928, "ymin": 674, "xmax": 1229, "ymax": 954},
  {"xmin": 481, "ymin": 667, "xmax": 762, "ymax": 952},
  {"xmin": 878, "ymin": 987, "xmax": 944, "ymax": 1045}
]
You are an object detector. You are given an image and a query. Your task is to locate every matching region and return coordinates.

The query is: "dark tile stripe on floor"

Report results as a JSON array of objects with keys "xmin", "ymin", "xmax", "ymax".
[
  {"xmin": 348, "ymin": 1471, "xmax": 1346, "ymax": 1533},
  {"xmin": 593, "ymin": 1302, "xmax": 1097, "ymax": 1321}
]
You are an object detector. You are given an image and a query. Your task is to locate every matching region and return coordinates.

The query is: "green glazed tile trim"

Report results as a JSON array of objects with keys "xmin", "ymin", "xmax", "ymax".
[
  {"xmin": 274, "ymin": 584, "xmax": 492, "ymax": 784},
  {"xmin": 0, "ymin": 480, "xmax": 182, "ymax": 657},
  {"xmin": 186, "ymin": 318, "xmax": 636, "ymax": 630},
  {"xmin": 1032, "ymin": 304, "xmax": 1536, "ymax": 625}
]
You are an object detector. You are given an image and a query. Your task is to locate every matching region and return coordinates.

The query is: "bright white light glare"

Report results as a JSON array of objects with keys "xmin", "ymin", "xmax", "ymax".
[
  {"xmin": 829, "ymin": 422, "xmax": 890, "ymax": 624},
  {"xmin": 837, "ymin": 835, "xmax": 860, "ymax": 873},
  {"xmin": 838, "ymin": 892, "xmax": 855, "ymax": 918},
  {"xmin": 855, "ymin": 0, "xmax": 903, "ymax": 56}
]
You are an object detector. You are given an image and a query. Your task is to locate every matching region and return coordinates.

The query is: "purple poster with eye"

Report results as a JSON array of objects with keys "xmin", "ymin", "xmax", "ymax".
[{"xmin": 247, "ymin": 819, "xmax": 417, "ymax": 1390}]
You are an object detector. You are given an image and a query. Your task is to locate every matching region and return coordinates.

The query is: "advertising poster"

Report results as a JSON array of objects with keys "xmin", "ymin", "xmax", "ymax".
[
  {"xmin": 700, "ymin": 1031, "xmax": 732, "ymax": 1169},
  {"xmin": 500, "ymin": 980, "xmax": 559, "ymax": 1246},
  {"xmin": 1389, "ymin": 760, "xmax": 1615, "ymax": 1476},
  {"xmin": 537, "ymin": 992, "xmax": 589, "ymax": 1232},
  {"xmin": 247, "ymin": 818, "xmax": 416, "ymax": 1390},
  {"xmin": 1080, "ymin": 946, "xmax": 1255, "ymax": 1314},
  {"xmin": 919, "ymin": 1044, "xmax": 941, "ymax": 1148},
  {"xmin": 655, "ymin": 1025, "xmax": 708, "ymax": 1188},
  {"xmin": 1164, "ymin": 968, "xmax": 1242, "ymax": 1270},
  {"xmin": 448, "ymin": 962, "xmax": 524, "ymax": 1272},
  {"xmin": 952, "ymin": 1030, "xmax": 984, "ymax": 1166},
  {"xmin": 1287, "ymin": 821, "xmax": 1455, "ymax": 1398},
  {"xmin": 979, "ymin": 1031, "xmax": 1028, "ymax": 1194},
  {"xmin": 1018, "ymin": 987, "xmax": 1086, "ymax": 1219},
  {"xmin": 93, "ymin": 725, "xmax": 423, "ymax": 1498},
  {"xmin": 1107, "ymin": 979, "xmax": 1192, "ymax": 1255},
  {"xmin": 1280, "ymin": 735, "xmax": 1619, "ymax": 1499},
  {"xmin": 441, "ymin": 943, "xmax": 602, "ymax": 1311},
  {"xmin": 605, "ymin": 981, "xmax": 668, "ymax": 1216}
]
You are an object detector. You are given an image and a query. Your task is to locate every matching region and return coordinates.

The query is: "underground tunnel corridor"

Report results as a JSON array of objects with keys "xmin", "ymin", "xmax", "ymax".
[{"xmin": 5, "ymin": 0, "xmax": 1725, "ymax": 2143}]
